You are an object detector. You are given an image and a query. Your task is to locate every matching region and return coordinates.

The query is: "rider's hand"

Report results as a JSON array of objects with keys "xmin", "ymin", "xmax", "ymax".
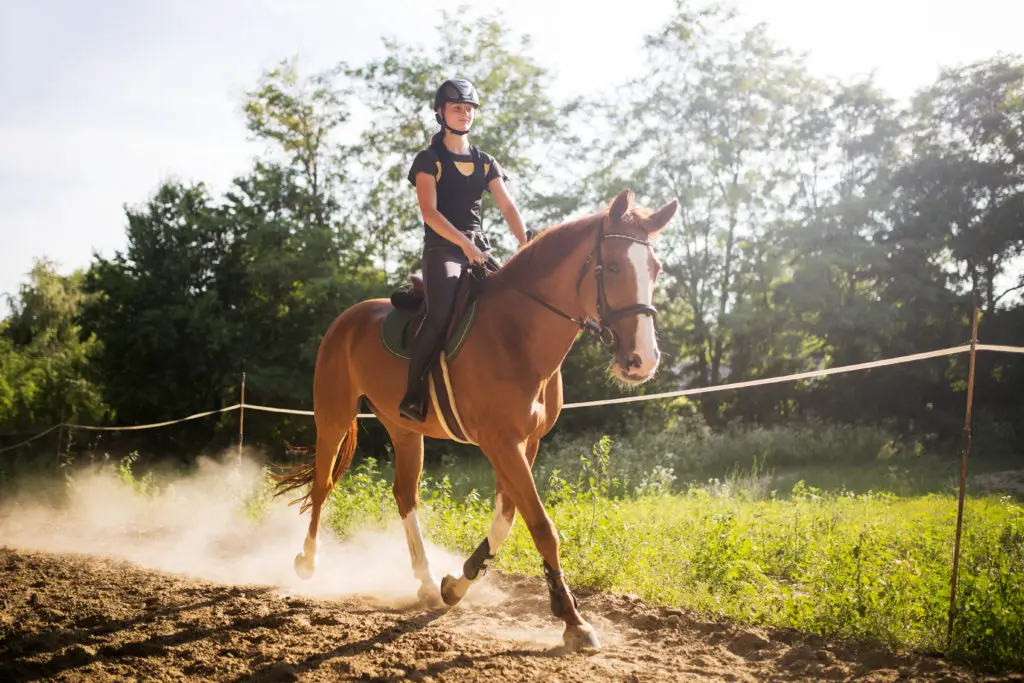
[{"xmin": 463, "ymin": 240, "xmax": 486, "ymax": 266}]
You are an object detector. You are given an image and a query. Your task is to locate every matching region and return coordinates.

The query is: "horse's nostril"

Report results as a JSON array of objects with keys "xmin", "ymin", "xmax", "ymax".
[{"xmin": 627, "ymin": 352, "xmax": 642, "ymax": 369}]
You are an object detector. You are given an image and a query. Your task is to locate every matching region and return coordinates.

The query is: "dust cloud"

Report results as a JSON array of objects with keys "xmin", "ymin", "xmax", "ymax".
[{"xmin": 0, "ymin": 452, "xmax": 505, "ymax": 609}]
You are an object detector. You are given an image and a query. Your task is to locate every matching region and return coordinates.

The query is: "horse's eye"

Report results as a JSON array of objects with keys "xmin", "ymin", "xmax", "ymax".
[{"xmin": 607, "ymin": 262, "xmax": 620, "ymax": 275}]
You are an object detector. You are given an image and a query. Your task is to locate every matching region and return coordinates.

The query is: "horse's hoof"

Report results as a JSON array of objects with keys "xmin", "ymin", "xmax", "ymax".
[
  {"xmin": 440, "ymin": 574, "xmax": 464, "ymax": 606},
  {"xmin": 294, "ymin": 552, "xmax": 316, "ymax": 581},
  {"xmin": 563, "ymin": 623, "xmax": 601, "ymax": 651},
  {"xmin": 418, "ymin": 580, "xmax": 444, "ymax": 608}
]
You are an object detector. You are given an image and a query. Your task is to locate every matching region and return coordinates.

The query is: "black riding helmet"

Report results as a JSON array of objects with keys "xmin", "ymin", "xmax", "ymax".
[{"xmin": 434, "ymin": 78, "xmax": 480, "ymax": 136}]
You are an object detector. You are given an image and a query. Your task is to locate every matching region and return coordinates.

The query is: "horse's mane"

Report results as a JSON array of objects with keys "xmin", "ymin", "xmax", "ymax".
[
  {"xmin": 498, "ymin": 212, "xmax": 601, "ymax": 283},
  {"xmin": 498, "ymin": 204, "xmax": 655, "ymax": 283}
]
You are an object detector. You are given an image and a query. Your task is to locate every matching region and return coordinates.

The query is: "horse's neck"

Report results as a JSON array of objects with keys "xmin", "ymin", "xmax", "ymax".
[{"xmin": 484, "ymin": 223, "xmax": 597, "ymax": 379}]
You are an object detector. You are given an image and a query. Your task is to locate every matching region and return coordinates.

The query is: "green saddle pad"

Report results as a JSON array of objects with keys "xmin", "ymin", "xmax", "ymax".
[{"xmin": 380, "ymin": 299, "xmax": 478, "ymax": 362}]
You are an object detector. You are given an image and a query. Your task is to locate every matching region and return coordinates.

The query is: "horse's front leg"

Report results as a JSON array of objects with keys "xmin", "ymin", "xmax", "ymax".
[{"xmin": 463, "ymin": 438, "xmax": 600, "ymax": 650}]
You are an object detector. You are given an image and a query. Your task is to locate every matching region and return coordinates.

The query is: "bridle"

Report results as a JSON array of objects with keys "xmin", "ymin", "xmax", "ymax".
[{"xmin": 502, "ymin": 215, "xmax": 657, "ymax": 349}]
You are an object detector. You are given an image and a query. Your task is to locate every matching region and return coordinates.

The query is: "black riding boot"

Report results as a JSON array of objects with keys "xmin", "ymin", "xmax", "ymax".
[{"xmin": 398, "ymin": 328, "xmax": 438, "ymax": 422}]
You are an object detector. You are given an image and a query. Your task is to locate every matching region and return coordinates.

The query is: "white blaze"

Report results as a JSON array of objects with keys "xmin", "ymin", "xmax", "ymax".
[{"xmin": 628, "ymin": 242, "xmax": 659, "ymax": 377}]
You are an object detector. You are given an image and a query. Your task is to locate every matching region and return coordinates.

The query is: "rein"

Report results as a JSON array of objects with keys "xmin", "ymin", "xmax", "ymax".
[{"xmin": 501, "ymin": 215, "xmax": 657, "ymax": 348}]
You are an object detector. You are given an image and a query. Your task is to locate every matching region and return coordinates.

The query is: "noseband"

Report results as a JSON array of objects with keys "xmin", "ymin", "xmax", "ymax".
[{"xmin": 507, "ymin": 215, "xmax": 657, "ymax": 349}]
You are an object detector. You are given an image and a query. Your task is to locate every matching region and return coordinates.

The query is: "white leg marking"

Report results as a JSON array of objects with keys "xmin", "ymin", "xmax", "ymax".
[
  {"xmin": 403, "ymin": 510, "xmax": 442, "ymax": 604},
  {"xmin": 303, "ymin": 530, "xmax": 319, "ymax": 561},
  {"xmin": 487, "ymin": 494, "xmax": 513, "ymax": 554},
  {"xmin": 443, "ymin": 492, "xmax": 515, "ymax": 604},
  {"xmin": 402, "ymin": 510, "xmax": 432, "ymax": 581}
]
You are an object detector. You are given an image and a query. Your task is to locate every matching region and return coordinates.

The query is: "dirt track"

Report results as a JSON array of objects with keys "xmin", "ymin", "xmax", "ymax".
[
  {"xmin": 4, "ymin": 546, "xmax": 1023, "ymax": 682},
  {"xmin": 1, "ymin": 461, "xmax": 1022, "ymax": 682}
]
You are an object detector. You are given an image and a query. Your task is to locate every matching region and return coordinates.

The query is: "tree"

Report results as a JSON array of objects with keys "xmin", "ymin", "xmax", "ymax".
[
  {"xmin": 243, "ymin": 58, "xmax": 351, "ymax": 245},
  {"xmin": 1, "ymin": 259, "xmax": 107, "ymax": 431},
  {"xmin": 894, "ymin": 56, "xmax": 1024, "ymax": 316},
  {"xmin": 37, "ymin": 8, "xmax": 1024, "ymax": 458},
  {"xmin": 600, "ymin": 2, "xmax": 821, "ymax": 425},
  {"xmin": 233, "ymin": 63, "xmax": 391, "ymax": 446},
  {"xmin": 82, "ymin": 183, "xmax": 237, "ymax": 439}
]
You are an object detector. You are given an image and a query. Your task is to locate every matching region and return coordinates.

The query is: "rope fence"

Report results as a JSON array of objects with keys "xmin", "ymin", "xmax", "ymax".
[
  {"xmin": 64, "ymin": 405, "xmax": 242, "ymax": 431},
  {"xmin": 2, "ymin": 342, "xmax": 1021, "ymax": 447},
  {"xmin": 0, "ymin": 425, "xmax": 61, "ymax": 455},
  {"xmin": 113, "ymin": 343, "xmax": 1022, "ymax": 420}
]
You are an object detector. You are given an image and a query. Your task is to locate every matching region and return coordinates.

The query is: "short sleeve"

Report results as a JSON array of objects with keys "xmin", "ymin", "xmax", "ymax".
[
  {"xmin": 482, "ymin": 152, "xmax": 508, "ymax": 189},
  {"xmin": 407, "ymin": 149, "xmax": 441, "ymax": 187}
]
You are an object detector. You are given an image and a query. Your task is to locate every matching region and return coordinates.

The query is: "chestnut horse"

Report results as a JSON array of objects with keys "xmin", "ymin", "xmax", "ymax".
[{"xmin": 273, "ymin": 189, "xmax": 677, "ymax": 649}]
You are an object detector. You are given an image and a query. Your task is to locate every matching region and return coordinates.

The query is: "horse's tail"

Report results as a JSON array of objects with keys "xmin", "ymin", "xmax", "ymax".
[
  {"xmin": 330, "ymin": 418, "xmax": 359, "ymax": 487},
  {"xmin": 270, "ymin": 418, "xmax": 359, "ymax": 514}
]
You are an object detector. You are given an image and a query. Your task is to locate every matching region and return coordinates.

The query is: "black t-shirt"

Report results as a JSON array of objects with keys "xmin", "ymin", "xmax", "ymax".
[{"xmin": 407, "ymin": 141, "xmax": 508, "ymax": 249}]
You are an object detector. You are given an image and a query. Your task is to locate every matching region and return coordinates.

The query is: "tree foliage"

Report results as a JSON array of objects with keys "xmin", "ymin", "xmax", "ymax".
[
  {"xmin": 1, "ymin": 260, "xmax": 107, "ymax": 431},
  {"xmin": 3, "ymin": 3, "xmax": 1022, "ymax": 460}
]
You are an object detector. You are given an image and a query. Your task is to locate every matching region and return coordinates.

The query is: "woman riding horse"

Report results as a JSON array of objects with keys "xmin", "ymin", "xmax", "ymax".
[
  {"xmin": 399, "ymin": 78, "xmax": 529, "ymax": 422},
  {"xmin": 273, "ymin": 79, "xmax": 679, "ymax": 651}
]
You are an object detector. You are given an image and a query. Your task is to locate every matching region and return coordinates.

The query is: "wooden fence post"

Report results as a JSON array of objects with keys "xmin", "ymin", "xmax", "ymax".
[
  {"xmin": 947, "ymin": 305, "xmax": 980, "ymax": 648},
  {"xmin": 237, "ymin": 372, "xmax": 246, "ymax": 465}
]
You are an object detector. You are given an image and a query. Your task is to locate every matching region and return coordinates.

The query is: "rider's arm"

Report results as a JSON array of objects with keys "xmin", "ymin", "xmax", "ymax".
[
  {"xmin": 414, "ymin": 173, "xmax": 475, "ymax": 253},
  {"xmin": 489, "ymin": 177, "xmax": 528, "ymax": 248}
]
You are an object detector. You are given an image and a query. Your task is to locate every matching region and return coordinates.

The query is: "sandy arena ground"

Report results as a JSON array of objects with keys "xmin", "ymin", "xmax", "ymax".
[{"xmin": 1, "ymin": 457, "xmax": 1021, "ymax": 682}]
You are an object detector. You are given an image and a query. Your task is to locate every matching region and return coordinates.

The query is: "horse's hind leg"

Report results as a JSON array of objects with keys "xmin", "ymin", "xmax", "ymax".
[
  {"xmin": 440, "ymin": 439, "xmax": 538, "ymax": 606},
  {"xmin": 294, "ymin": 411, "xmax": 359, "ymax": 580},
  {"xmin": 386, "ymin": 423, "xmax": 443, "ymax": 606}
]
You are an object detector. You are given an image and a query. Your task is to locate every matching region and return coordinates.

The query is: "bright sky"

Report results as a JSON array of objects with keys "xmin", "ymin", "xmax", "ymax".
[{"xmin": 2, "ymin": 0, "xmax": 1022, "ymax": 308}]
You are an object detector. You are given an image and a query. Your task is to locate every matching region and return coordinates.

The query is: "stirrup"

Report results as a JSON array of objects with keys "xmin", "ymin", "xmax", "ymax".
[{"xmin": 398, "ymin": 397, "xmax": 427, "ymax": 422}]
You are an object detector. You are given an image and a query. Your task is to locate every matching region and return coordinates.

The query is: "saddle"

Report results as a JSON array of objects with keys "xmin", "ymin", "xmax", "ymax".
[
  {"xmin": 389, "ymin": 275, "xmax": 426, "ymax": 311},
  {"xmin": 382, "ymin": 255, "xmax": 500, "ymax": 362}
]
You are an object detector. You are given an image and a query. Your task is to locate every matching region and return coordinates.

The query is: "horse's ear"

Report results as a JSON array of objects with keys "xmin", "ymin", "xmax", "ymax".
[
  {"xmin": 645, "ymin": 199, "xmax": 678, "ymax": 235},
  {"xmin": 609, "ymin": 189, "xmax": 634, "ymax": 222}
]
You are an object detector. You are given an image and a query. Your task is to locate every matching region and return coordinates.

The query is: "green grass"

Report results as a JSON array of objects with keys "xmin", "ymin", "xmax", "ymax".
[
  {"xmin": 412, "ymin": 418, "xmax": 1022, "ymax": 502},
  {"xmin": 319, "ymin": 436, "xmax": 1024, "ymax": 672}
]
